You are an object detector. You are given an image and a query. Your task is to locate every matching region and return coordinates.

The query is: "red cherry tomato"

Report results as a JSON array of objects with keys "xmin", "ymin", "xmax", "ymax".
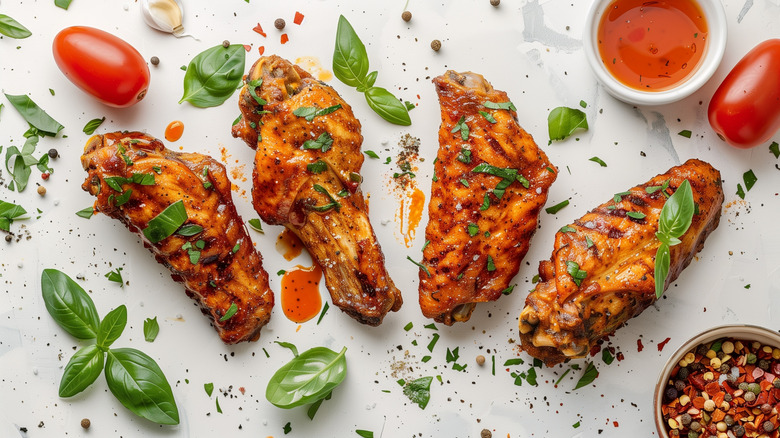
[
  {"xmin": 708, "ymin": 39, "xmax": 780, "ymax": 149},
  {"xmin": 52, "ymin": 26, "xmax": 150, "ymax": 108}
]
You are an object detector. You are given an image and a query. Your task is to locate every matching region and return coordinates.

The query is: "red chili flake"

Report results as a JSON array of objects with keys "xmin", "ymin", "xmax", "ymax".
[
  {"xmin": 293, "ymin": 11, "xmax": 304, "ymax": 25},
  {"xmin": 239, "ymin": 387, "xmax": 246, "ymax": 395},
  {"xmin": 637, "ymin": 339, "xmax": 644, "ymax": 352},
  {"xmin": 243, "ymin": 44, "xmax": 251, "ymax": 52},
  {"xmin": 589, "ymin": 343, "xmax": 601, "ymax": 356},
  {"xmin": 280, "ymin": 33, "xmax": 289, "ymax": 44},
  {"xmin": 41, "ymin": 173, "xmax": 50, "ymax": 180},
  {"xmin": 258, "ymin": 46, "xmax": 265, "ymax": 55},
  {"xmin": 253, "ymin": 23, "xmax": 267, "ymax": 37},
  {"xmin": 657, "ymin": 337, "xmax": 671, "ymax": 351},
  {"xmin": 613, "ymin": 421, "xmax": 619, "ymax": 427},
  {"xmin": 616, "ymin": 352, "xmax": 625, "ymax": 361}
]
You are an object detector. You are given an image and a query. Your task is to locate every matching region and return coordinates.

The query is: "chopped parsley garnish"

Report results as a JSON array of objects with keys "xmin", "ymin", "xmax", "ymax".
[
  {"xmin": 486, "ymin": 255, "xmax": 496, "ymax": 272},
  {"xmin": 293, "ymin": 104, "xmax": 342, "ymax": 121},
  {"xmin": 480, "ymin": 193, "xmax": 491, "ymax": 211},
  {"xmin": 364, "ymin": 150, "xmax": 379, "ymax": 159},
  {"xmin": 105, "ymin": 267, "xmax": 124, "ymax": 286},
  {"xmin": 219, "ymin": 302, "xmax": 238, "ymax": 322},
  {"xmin": 451, "ymin": 115, "xmax": 469, "ymax": 141},
  {"xmin": 565, "ymin": 261, "xmax": 587, "ymax": 286},
  {"xmin": 467, "ymin": 223, "xmax": 479, "ymax": 237},
  {"xmin": 678, "ymin": 130, "xmax": 692, "ymax": 138},
  {"xmin": 501, "ymin": 285, "xmax": 515, "ymax": 295},
  {"xmin": 484, "ymin": 100, "xmax": 517, "ymax": 111},
  {"xmin": 142, "ymin": 200, "xmax": 188, "ymax": 243},
  {"xmin": 302, "ymin": 132, "xmax": 334, "ymax": 152},
  {"xmin": 457, "ymin": 148, "xmax": 472, "ymax": 164},
  {"xmin": 407, "ymin": 256, "xmax": 430, "ymax": 277},
  {"xmin": 743, "ymin": 169, "xmax": 757, "ymax": 191},
  {"xmin": 545, "ymin": 200, "xmax": 569, "ymax": 214},
  {"xmin": 585, "ymin": 235, "xmax": 594, "ymax": 248},
  {"xmin": 479, "ymin": 111, "xmax": 497, "ymax": 124},
  {"xmin": 310, "ymin": 184, "xmax": 341, "ymax": 212},
  {"xmin": 589, "ymin": 156, "xmax": 607, "ymax": 167},
  {"xmin": 307, "ymin": 159, "xmax": 328, "ymax": 174},
  {"xmin": 560, "ymin": 225, "xmax": 576, "ymax": 233}
]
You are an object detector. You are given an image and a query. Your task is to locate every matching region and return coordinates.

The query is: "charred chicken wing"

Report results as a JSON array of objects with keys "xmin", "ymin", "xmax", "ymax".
[
  {"xmin": 519, "ymin": 159, "xmax": 723, "ymax": 366},
  {"xmin": 232, "ymin": 55, "xmax": 401, "ymax": 326},
  {"xmin": 81, "ymin": 132, "xmax": 274, "ymax": 344},
  {"xmin": 419, "ymin": 71, "xmax": 557, "ymax": 325}
]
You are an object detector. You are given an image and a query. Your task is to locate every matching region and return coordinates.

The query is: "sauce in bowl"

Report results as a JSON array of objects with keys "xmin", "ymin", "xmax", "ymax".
[{"xmin": 597, "ymin": 0, "xmax": 708, "ymax": 91}]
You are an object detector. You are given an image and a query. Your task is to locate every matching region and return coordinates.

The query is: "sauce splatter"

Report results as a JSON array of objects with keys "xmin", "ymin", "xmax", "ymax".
[
  {"xmin": 276, "ymin": 228, "xmax": 304, "ymax": 261},
  {"xmin": 397, "ymin": 187, "xmax": 425, "ymax": 247},
  {"xmin": 164, "ymin": 120, "xmax": 184, "ymax": 142},
  {"xmin": 295, "ymin": 56, "xmax": 333, "ymax": 82},
  {"xmin": 280, "ymin": 264, "xmax": 322, "ymax": 323}
]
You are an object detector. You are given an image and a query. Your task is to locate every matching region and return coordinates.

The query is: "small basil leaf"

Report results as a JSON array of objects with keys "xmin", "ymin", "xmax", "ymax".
[
  {"xmin": 83, "ymin": 117, "xmax": 106, "ymax": 135},
  {"xmin": 0, "ymin": 199, "xmax": 27, "ymax": 231},
  {"xmin": 364, "ymin": 71, "xmax": 378, "ymax": 88},
  {"xmin": 144, "ymin": 317, "xmax": 160, "ymax": 342},
  {"xmin": 265, "ymin": 346, "xmax": 347, "ymax": 409},
  {"xmin": 654, "ymin": 243, "xmax": 671, "ymax": 299},
  {"xmin": 0, "ymin": 14, "xmax": 32, "ymax": 39},
  {"xmin": 402, "ymin": 376, "xmax": 432, "ymax": 409},
  {"xmin": 364, "ymin": 87, "xmax": 411, "ymax": 126},
  {"xmin": 248, "ymin": 218, "xmax": 264, "ymax": 233},
  {"xmin": 573, "ymin": 362, "xmax": 598, "ymax": 389},
  {"xmin": 97, "ymin": 305, "xmax": 127, "ymax": 350},
  {"xmin": 332, "ymin": 15, "xmax": 369, "ymax": 88},
  {"xmin": 658, "ymin": 179, "xmax": 694, "ymax": 239},
  {"xmin": 105, "ymin": 348, "xmax": 180, "ymax": 425},
  {"xmin": 176, "ymin": 224, "xmax": 203, "ymax": 237},
  {"xmin": 59, "ymin": 344, "xmax": 104, "ymax": 397},
  {"xmin": 547, "ymin": 106, "xmax": 588, "ymax": 143},
  {"xmin": 180, "ymin": 45, "xmax": 246, "ymax": 108},
  {"xmin": 142, "ymin": 200, "xmax": 188, "ymax": 244},
  {"xmin": 41, "ymin": 269, "xmax": 100, "ymax": 340},
  {"xmin": 54, "ymin": 0, "xmax": 73, "ymax": 9},
  {"xmin": 274, "ymin": 341, "xmax": 299, "ymax": 357},
  {"xmin": 4, "ymin": 94, "xmax": 64, "ymax": 136}
]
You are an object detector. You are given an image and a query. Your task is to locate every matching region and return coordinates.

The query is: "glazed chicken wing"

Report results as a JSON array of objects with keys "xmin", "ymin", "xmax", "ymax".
[
  {"xmin": 81, "ymin": 132, "xmax": 273, "ymax": 344},
  {"xmin": 232, "ymin": 55, "xmax": 401, "ymax": 326},
  {"xmin": 419, "ymin": 71, "xmax": 557, "ymax": 324},
  {"xmin": 519, "ymin": 159, "xmax": 723, "ymax": 366}
]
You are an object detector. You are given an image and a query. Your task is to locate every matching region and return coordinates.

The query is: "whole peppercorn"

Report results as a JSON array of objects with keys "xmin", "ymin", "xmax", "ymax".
[
  {"xmin": 222, "ymin": 40, "xmax": 230, "ymax": 48},
  {"xmin": 5, "ymin": 235, "xmax": 12, "ymax": 243},
  {"xmin": 719, "ymin": 363, "xmax": 730, "ymax": 373},
  {"xmin": 480, "ymin": 429, "xmax": 492, "ymax": 438},
  {"xmin": 150, "ymin": 56, "xmax": 160, "ymax": 66},
  {"xmin": 678, "ymin": 367, "xmax": 690, "ymax": 379},
  {"xmin": 401, "ymin": 10, "xmax": 412, "ymax": 22},
  {"xmin": 733, "ymin": 424, "xmax": 745, "ymax": 437},
  {"xmin": 744, "ymin": 391, "xmax": 756, "ymax": 403},
  {"xmin": 274, "ymin": 18, "xmax": 285, "ymax": 30},
  {"xmin": 476, "ymin": 355, "xmax": 486, "ymax": 366},
  {"xmin": 674, "ymin": 380, "xmax": 686, "ymax": 392},
  {"xmin": 774, "ymin": 378, "xmax": 780, "ymax": 388},
  {"xmin": 761, "ymin": 403, "xmax": 773, "ymax": 414},
  {"xmin": 431, "ymin": 39, "xmax": 441, "ymax": 51},
  {"xmin": 759, "ymin": 359, "xmax": 770, "ymax": 370},
  {"xmin": 37, "ymin": 186, "xmax": 46, "ymax": 196},
  {"xmin": 687, "ymin": 432, "xmax": 699, "ymax": 438},
  {"xmin": 690, "ymin": 362, "xmax": 703, "ymax": 371},
  {"xmin": 48, "ymin": 148, "xmax": 58, "ymax": 159},
  {"xmin": 490, "ymin": 0, "xmax": 500, "ymax": 5},
  {"xmin": 690, "ymin": 421, "xmax": 702, "ymax": 432},
  {"xmin": 724, "ymin": 394, "xmax": 732, "ymax": 402},
  {"xmin": 765, "ymin": 421, "xmax": 776, "ymax": 432},
  {"xmin": 80, "ymin": 418, "xmax": 90, "ymax": 429},
  {"xmin": 724, "ymin": 415, "xmax": 734, "ymax": 426},
  {"xmin": 680, "ymin": 413, "xmax": 692, "ymax": 426},
  {"xmin": 665, "ymin": 387, "xmax": 678, "ymax": 401}
]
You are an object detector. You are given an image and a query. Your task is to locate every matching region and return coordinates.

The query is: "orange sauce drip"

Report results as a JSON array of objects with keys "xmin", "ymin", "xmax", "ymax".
[
  {"xmin": 597, "ymin": 0, "xmax": 708, "ymax": 91},
  {"xmin": 280, "ymin": 264, "xmax": 322, "ymax": 323},
  {"xmin": 276, "ymin": 228, "xmax": 304, "ymax": 261},
  {"xmin": 295, "ymin": 56, "xmax": 334, "ymax": 82},
  {"xmin": 164, "ymin": 120, "xmax": 184, "ymax": 142},
  {"xmin": 398, "ymin": 187, "xmax": 425, "ymax": 247}
]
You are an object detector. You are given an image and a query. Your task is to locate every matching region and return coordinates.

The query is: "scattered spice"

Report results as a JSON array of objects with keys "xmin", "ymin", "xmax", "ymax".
[
  {"xmin": 47, "ymin": 149, "xmax": 58, "ymax": 159},
  {"xmin": 252, "ymin": 23, "xmax": 266, "ymax": 37},
  {"xmin": 481, "ymin": 429, "xmax": 492, "ymax": 438},
  {"xmin": 476, "ymin": 355, "xmax": 486, "ymax": 366},
  {"xmin": 431, "ymin": 39, "xmax": 441, "ymax": 51},
  {"xmin": 402, "ymin": 11, "xmax": 412, "ymax": 22},
  {"xmin": 258, "ymin": 46, "xmax": 265, "ymax": 55},
  {"xmin": 37, "ymin": 186, "xmax": 46, "ymax": 196},
  {"xmin": 222, "ymin": 40, "xmax": 230, "ymax": 48},
  {"xmin": 490, "ymin": 0, "xmax": 500, "ymax": 5},
  {"xmin": 293, "ymin": 11, "xmax": 304, "ymax": 25},
  {"xmin": 80, "ymin": 418, "xmax": 90, "ymax": 429},
  {"xmin": 658, "ymin": 337, "xmax": 672, "ymax": 352},
  {"xmin": 274, "ymin": 18, "xmax": 286, "ymax": 30},
  {"xmin": 281, "ymin": 34, "xmax": 289, "ymax": 44},
  {"xmin": 150, "ymin": 56, "xmax": 160, "ymax": 66}
]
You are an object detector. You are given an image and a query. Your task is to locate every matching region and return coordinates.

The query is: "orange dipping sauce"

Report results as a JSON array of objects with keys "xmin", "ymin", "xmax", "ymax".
[
  {"xmin": 280, "ymin": 264, "xmax": 323, "ymax": 323},
  {"xmin": 165, "ymin": 120, "xmax": 184, "ymax": 142},
  {"xmin": 597, "ymin": 0, "xmax": 708, "ymax": 91}
]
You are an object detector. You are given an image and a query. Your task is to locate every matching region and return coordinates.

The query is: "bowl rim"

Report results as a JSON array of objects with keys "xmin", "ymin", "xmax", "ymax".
[
  {"xmin": 583, "ymin": 0, "xmax": 728, "ymax": 106},
  {"xmin": 653, "ymin": 324, "xmax": 780, "ymax": 438}
]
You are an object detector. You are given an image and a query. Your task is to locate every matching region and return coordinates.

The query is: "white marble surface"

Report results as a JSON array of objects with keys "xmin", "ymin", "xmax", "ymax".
[{"xmin": 1, "ymin": 0, "xmax": 779, "ymax": 437}]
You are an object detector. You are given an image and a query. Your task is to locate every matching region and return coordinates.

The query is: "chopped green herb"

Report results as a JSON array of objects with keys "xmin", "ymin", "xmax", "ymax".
[
  {"xmin": 565, "ymin": 261, "xmax": 587, "ymax": 286},
  {"xmin": 427, "ymin": 333, "xmax": 440, "ymax": 352},
  {"xmin": 585, "ymin": 235, "xmax": 594, "ymax": 248},
  {"xmin": 743, "ymin": 169, "xmax": 757, "ymax": 191},
  {"xmin": 219, "ymin": 302, "xmax": 238, "ymax": 322},
  {"xmin": 480, "ymin": 193, "xmax": 491, "ymax": 211},
  {"xmin": 421, "ymin": 239, "xmax": 431, "ymax": 252},
  {"xmin": 459, "ymin": 178, "xmax": 469, "ymax": 187},
  {"xmin": 302, "ymin": 132, "xmax": 334, "ymax": 152},
  {"xmin": 451, "ymin": 115, "xmax": 469, "ymax": 141},
  {"xmin": 421, "ymin": 355, "xmax": 431, "ymax": 363},
  {"xmin": 283, "ymin": 421, "xmax": 291, "ymax": 434},
  {"xmin": 545, "ymin": 200, "xmax": 569, "ymax": 214},
  {"xmin": 177, "ymin": 224, "xmax": 203, "ymax": 237},
  {"xmin": 316, "ymin": 302, "xmax": 329, "ymax": 324},
  {"xmin": 573, "ymin": 362, "xmax": 598, "ymax": 389},
  {"xmin": 277, "ymin": 269, "xmax": 286, "ymax": 276},
  {"xmin": 424, "ymin": 323, "xmax": 437, "ymax": 330},
  {"xmin": 307, "ymin": 159, "xmax": 328, "ymax": 174},
  {"xmin": 293, "ymin": 104, "xmax": 342, "ymax": 121},
  {"xmin": 770, "ymin": 142, "xmax": 780, "ymax": 159},
  {"xmin": 602, "ymin": 348, "xmax": 614, "ymax": 365},
  {"xmin": 579, "ymin": 100, "xmax": 587, "ymax": 108},
  {"xmin": 457, "ymin": 148, "xmax": 472, "ymax": 164},
  {"xmin": 144, "ymin": 317, "xmax": 159, "ymax": 342},
  {"xmin": 356, "ymin": 430, "xmax": 374, "ymax": 438},
  {"xmin": 310, "ymin": 184, "xmax": 341, "ymax": 212},
  {"xmin": 626, "ymin": 211, "xmax": 646, "ymax": 220},
  {"xmin": 75, "ymin": 206, "xmax": 94, "ymax": 219},
  {"xmin": 407, "ymin": 255, "xmax": 430, "ymax": 277},
  {"xmin": 589, "ymin": 156, "xmax": 607, "ymax": 167},
  {"xmin": 548, "ymin": 106, "xmax": 588, "ymax": 144},
  {"xmin": 204, "ymin": 382, "xmax": 214, "ymax": 397},
  {"xmin": 484, "ymin": 100, "xmax": 517, "ymax": 111},
  {"xmin": 486, "ymin": 255, "xmax": 496, "ymax": 272},
  {"xmin": 232, "ymin": 242, "xmax": 240, "ymax": 253},
  {"xmin": 403, "ymin": 322, "xmax": 413, "ymax": 331},
  {"xmin": 560, "ymin": 225, "xmax": 576, "ymax": 233},
  {"xmin": 678, "ymin": 130, "xmax": 692, "ymax": 138},
  {"xmin": 403, "ymin": 376, "xmax": 432, "ymax": 410},
  {"xmin": 0, "ymin": 200, "xmax": 27, "ymax": 231},
  {"xmin": 404, "ymin": 101, "xmax": 415, "ymax": 111},
  {"xmin": 554, "ymin": 368, "xmax": 571, "ymax": 386},
  {"xmin": 82, "ymin": 117, "xmax": 106, "ymax": 135},
  {"xmin": 479, "ymin": 111, "xmax": 497, "ymax": 124},
  {"xmin": 248, "ymin": 218, "xmax": 264, "ymax": 233},
  {"xmin": 501, "ymin": 285, "xmax": 515, "ymax": 295},
  {"xmin": 467, "ymin": 223, "xmax": 479, "ymax": 237},
  {"xmin": 736, "ymin": 184, "xmax": 745, "ymax": 200},
  {"xmin": 504, "ymin": 358, "xmax": 524, "ymax": 366},
  {"xmin": 364, "ymin": 150, "xmax": 379, "ymax": 159},
  {"xmin": 105, "ymin": 267, "xmax": 124, "ymax": 286}
]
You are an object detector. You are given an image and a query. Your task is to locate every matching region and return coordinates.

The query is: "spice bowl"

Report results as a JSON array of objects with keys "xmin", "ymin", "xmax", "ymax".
[
  {"xmin": 583, "ymin": 0, "xmax": 727, "ymax": 106},
  {"xmin": 654, "ymin": 324, "xmax": 780, "ymax": 438}
]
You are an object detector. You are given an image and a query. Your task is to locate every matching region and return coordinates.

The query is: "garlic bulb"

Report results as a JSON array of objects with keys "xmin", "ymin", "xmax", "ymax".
[{"xmin": 141, "ymin": 0, "xmax": 184, "ymax": 36}]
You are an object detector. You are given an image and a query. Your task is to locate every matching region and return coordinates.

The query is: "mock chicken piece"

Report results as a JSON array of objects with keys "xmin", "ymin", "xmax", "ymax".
[
  {"xmin": 418, "ymin": 71, "xmax": 557, "ymax": 325},
  {"xmin": 232, "ymin": 55, "xmax": 402, "ymax": 326},
  {"xmin": 519, "ymin": 159, "xmax": 723, "ymax": 366},
  {"xmin": 81, "ymin": 132, "xmax": 274, "ymax": 344}
]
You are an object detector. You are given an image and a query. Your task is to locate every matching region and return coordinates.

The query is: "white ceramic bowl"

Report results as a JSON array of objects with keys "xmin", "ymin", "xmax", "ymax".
[
  {"xmin": 653, "ymin": 324, "xmax": 780, "ymax": 437},
  {"xmin": 583, "ymin": 0, "xmax": 727, "ymax": 106}
]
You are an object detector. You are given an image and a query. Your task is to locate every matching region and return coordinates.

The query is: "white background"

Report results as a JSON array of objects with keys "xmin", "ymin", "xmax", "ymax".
[{"xmin": 1, "ymin": 0, "xmax": 780, "ymax": 437}]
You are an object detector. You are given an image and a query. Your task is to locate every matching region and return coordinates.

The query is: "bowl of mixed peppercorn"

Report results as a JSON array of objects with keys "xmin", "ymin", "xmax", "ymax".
[{"xmin": 655, "ymin": 325, "xmax": 780, "ymax": 438}]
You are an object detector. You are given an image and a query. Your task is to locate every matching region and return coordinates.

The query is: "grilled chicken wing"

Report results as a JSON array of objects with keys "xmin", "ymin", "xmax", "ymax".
[
  {"xmin": 419, "ymin": 71, "xmax": 557, "ymax": 325},
  {"xmin": 519, "ymin": 159, "xmax": 723, "ymax": 366},
  {"xmin": 81, "ymin": 132, "xmax": 273, "ymax": 344},
  {"xmin": 232, "ymin": 55, "xmax": 402, "ymax": 326}
]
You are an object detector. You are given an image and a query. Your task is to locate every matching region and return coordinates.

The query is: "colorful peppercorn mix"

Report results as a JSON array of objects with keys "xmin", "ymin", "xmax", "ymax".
[{"xmin": 661, "ymin": 338, "xmax": 780, "ymax": 438}]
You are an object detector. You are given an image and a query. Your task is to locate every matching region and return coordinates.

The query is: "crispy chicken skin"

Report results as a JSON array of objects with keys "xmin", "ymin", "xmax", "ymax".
[
  {"xmin": 519, "ymin": 159, "xmax": 723, "ymax": 366},
  {"xmin": 81, "ymin": 132, "xmax": 274, "ymax": 344},
  {"xmin": 232, "ymin": 55, "xmax": 402, "ymax": 326},
  {"xmin": 419, "ymin": 71, "xmax": 557, "ymax": 325}
]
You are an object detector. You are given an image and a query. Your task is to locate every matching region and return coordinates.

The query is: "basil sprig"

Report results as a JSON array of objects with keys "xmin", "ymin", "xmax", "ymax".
[
  {"xmin": 0, "ymin": 14, "xmax": 31, "ymax": 39},
  {"xmin": 41, "ymin": 269, "xmax": 179, "ymax": 425},
  {"xmin": 548, "ymin": 106, "xmax": 588, "ymax": 144},
  {"xmin": 180, "ymin": 44, "xmax": 246, "ymax": 108},
  {"xmin": 265, "ymin": 345, "xmax": 348, "ymax": 410},
  {"xmin": 0, "ymin": 199, "xmax": 28, "ymax": 231},
  {"xmin": 654, "ymin": 179, "xmax": 694, "ymax": 298},
  {"xmin": 332, "ymin": 15, "xmax": 411, "ymax": 126}
]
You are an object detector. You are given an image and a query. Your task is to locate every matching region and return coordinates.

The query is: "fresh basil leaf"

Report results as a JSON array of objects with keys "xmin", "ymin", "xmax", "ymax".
[
  {"xmin": 58, "ymin": 344, "xmax": 104, "ymax": 397},
  {"xmin": 548, "ymin": 106, "xmax": 588, "ymax": 143},
  {"xmin": 248, "ymin": 218, "xmax": 264, "ymax": 233},
  {"xmin": 589, "ymin": 156, "xmax": 607, "ymax": 167},
  {"xmin": 451, "ymin": 116, "xmax": 469, "ymax": 140},
  {"xmin": 484, "ymin": 100, "xmax": 517, "ymax": 111},
  {"xmin": 602, "ymin": 348, "xmax": 615, "ymax": 365},
  {"xmin": 105, "ymin": 267, "xmax": 124, "ymax": 286},
  {"xmin": 364, "ymin": 150, "xmax": 379, "ymax": 159},
  {"xmin": 5, "ymin": 145, "xmax": 32, "ymax": 192},
  {"xmin": 246, "ymin": 79, "xmax": 267, "ymax": 106},
  {"xmin": 657, "ymin": 180, "xmax": 693, "ymax": 239},
  {"xmin": 316, "ymin": 301, "xmax": 329, "ymax": 325},
  {"xmin": 265, "ymin": 346, "xmax": 348, "ymax": 409},
  {"xmin": 565, "ymin": 261, "xmax": 587, "ymax": 286},
  {"xmin": 678, "ymin": 130, "xmax": 692, "ymax": 138},
  {"xmin": 41, "ymin": 269, "xmax": 100, "ymax": 340},
  {"xmin": 770, "ymin": 142, "xmax": 780, "ymax": 159},
  {"xmin": 294, "ymin": 105, "xmax": 342, "ymax": 122},
  {"xmin": 479, "ymin": 111, "xmax": 497, "ymax": 124},
  {"xmin": 142, "ymin": 200, "xmax": 188, "ymax": 244},
  {"xmin": 83, "ymin": 117, "xmax": 106, "ymax": 135},
  {"xmin": 4, "ymin": 94, "xmax": 64, "ymax": 135},
  {"xmin": 0, "ymin": 200, "xmax": 28, "ymax": 231},
  {"xmin": 204, "ymin": 382, "xmax": 214, "ymax": 397},
  {"xmin": 356, "ymin": 430, "xmax": 374, "ymax": 438},
  {"xmin": 302, "ymin": 132, "xmax": 334, "ymax": 152},
  {"xmin": 97, "ymin": 305, "xmax": 127, "ymax": 350},
  {"xmin": 219, "ymin": 302, "xmax": 238, "ymax": 321},
  {"xmin": 402, "ymin": 376, "xmax": 432, "ymax": 409},
  {"xmin": 504, "ymin": 358, "xmax": 524, "ymax": 366},
  {"xmin": 364, "ymin": 87, "xmax": 411, "ymax": 126},
  {"xmin": 275, "ymin": 341, "xmax": 299, "ymax": 357},
  {"xmin": 573, "ymin": 362, "xmax": 598, "ymax": 390},
  {"xmin": 0, "ymin": 14, "xmax": 32, "ymax": 39},
  {"xmin": 176, "ymin": 224, "xmax": 203, "ymax": 237},
  {"xmin": 743, "ymin": 169, "xmax": 757, "ymax": 191},
  {"xmin": 311, "ymin": 184, "xmax": 341, "ymax": 212},
  {"xmin": 654, "ymin": 242, "xmax": 670, "ymax": 299},
  {"xmin": 105, "ymin": 348, "xmax": 179, "ymax": 425},
  {"xmin": 626, "ymin": 211, "xmax": 646, "ymax": 219},
  {"xmin": 332, "ymin": 15, "xmax": 369, "ymax": 88},
  {"xmin": 180, "ymin": 45, "xmax": 246, "ymax": 108},
  {"xmin": 54, "ymin": 0, "xmax": 73, "ymax": 9},
  {"xmin": 74, "ymin": 206, "xmax": 93, "ymax": 219},
  {"xmin": 144, "ymin": 317, "xmax": 159, "ymax": 342}
]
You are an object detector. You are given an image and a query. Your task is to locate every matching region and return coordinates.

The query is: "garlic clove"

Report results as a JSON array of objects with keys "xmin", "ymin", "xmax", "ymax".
[{"xmin": 141, "ymin": 0, "xmax": 184, "ymax": 36}]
